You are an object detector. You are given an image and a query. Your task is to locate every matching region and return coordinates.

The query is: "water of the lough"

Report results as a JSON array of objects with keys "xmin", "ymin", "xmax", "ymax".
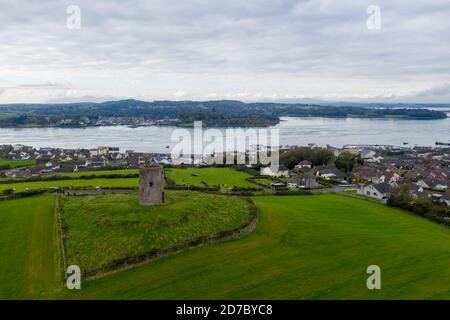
[{"xmin": 0, "ymin": 116, "xmax": 449, "ymax": 153}]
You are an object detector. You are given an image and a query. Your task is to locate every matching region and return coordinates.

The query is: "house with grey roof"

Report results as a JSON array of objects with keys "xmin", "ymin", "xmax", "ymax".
[
  {"xmin": 288, "ymin": 172, "xmax": 320, "ymax": 189},
  {"xmin": 357, "ymin": 182, "xmax": 393, "ymax": 202}
]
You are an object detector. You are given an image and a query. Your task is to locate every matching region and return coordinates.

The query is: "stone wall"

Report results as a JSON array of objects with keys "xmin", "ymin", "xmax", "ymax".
[{"xmin": 139, "ymin": 164, "xmax": 165, "ymax": 205}]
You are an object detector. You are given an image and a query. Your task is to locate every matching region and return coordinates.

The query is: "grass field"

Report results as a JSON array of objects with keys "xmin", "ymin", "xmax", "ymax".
[
  {"xmin": 61, "ymin": 191, "xmax": 252, "ymax": 272},
  {"xmin": 0, "ymin": 177, "xmax": 138, "ymax": 192},
  {"xmin": 0, "ymin": 195, "xmax": 61, "ymax": 299},
  {"xmin": 64, "ymin": 167, "xmax": 258, "ymax": 189},
  {"xmin": 0, "ymin": 167, "xmax": 260, "ymax": 191},
  {"xmin": 2, "ymin": 192, "xmax": 450, "ymax": 299},
  {"xmin": 0, "ymin": 169, "xmax": 138, "ymax": 182},
  {"xmin": 0, "ymin": 159, "xmax": 37, "ymax": 169},
  {"xmin": 50, "ymin": 169, "xmax": 139, "ymax": 178},
  {"xmin": 63, "ymin": 194, "xmax": 450, "ymax": 299},
  {"xmin": 165, "ymin": 167, "xmax": 258, "ymax": 189}
]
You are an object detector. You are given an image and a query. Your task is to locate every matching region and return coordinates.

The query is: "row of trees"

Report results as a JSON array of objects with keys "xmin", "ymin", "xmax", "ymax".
[
  {"xmin": 280, "ymin": 147, "xmax": 362, "ymax": 173},
  {"xmin": 280, "ymin": 147, "xmax": 335, "ymax": 169}
]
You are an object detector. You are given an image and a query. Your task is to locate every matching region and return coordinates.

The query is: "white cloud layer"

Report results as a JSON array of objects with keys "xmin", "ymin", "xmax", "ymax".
[{"xmin": 0, "ymin": 0, "xmax": 449, "ymax": 103}]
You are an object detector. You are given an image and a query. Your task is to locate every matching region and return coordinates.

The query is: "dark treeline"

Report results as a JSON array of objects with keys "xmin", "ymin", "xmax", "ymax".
[
  {"xmin": 280, "ymin": 147, "xmax": 363, "ymax": 175},
  {"xmin": 0, "ymin": 99, "xmax": 446, "ymax": 128},
  {"xmin": 280, "ymin": 147, "xmax": 335, "ymax": 169}
]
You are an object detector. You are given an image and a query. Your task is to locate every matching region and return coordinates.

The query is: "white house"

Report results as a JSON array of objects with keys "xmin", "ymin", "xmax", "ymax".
[
  {"xmin": 97, "ymin": 146, "xmax": 110, "ymax": 156},
  {"xmin": 294, "ymin": 160, "xmax": 312, "ymax": 170},
  {"xmin": 416, "ymin": 179, "xmax": 431, "ymax": 189},
  {"xmin": 260, "ymin": 165, "xmax": 289, "ymax": 177},
  {"xmin": 158, "ymin": 158, "xmax": 172, "ymax": 165},
  {"xmin": 89, "ymin": 149, "xmax": 99, "ymax": 157},
  {"xmin": 365, "ymin": 156, "xmax": 384, "ymax": 163},
  {"xmin": 361, "ymin": 149, "xmax": 376, "ymax": 159},
  {"xmin": 380, "ymin": 172, "xmax": 401, "ymax": 184},
  {"xmin": 357, "ymin": 182, "xmax": 392, "ymax": 201}
]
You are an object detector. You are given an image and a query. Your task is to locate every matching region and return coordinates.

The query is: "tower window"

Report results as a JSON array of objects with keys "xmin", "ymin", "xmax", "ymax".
[{"xmin": 149, "ymin": 182, "xmax": 153, "ymax": 187}]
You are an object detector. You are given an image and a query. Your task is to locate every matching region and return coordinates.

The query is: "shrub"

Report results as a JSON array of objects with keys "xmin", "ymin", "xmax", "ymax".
[
  {"xmin": 388, "ymin": 185, "xmax": 450, "ymax": 223},
  {"xmin": 2, "ymin": 188, "xmax": 15, "ymax": 195}
]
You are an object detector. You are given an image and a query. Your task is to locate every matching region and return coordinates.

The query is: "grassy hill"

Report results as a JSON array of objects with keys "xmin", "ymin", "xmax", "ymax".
[
  {"xmin": 61, "ymin": 191, "xmax": 252, "ymax": 273},
  {"xmin": 63, "ymin": 194, "xmax": 450, "ymax": 299},
  {"xmin": 2, "ymin": 192, "xmax": 450, "ymax": 299}
]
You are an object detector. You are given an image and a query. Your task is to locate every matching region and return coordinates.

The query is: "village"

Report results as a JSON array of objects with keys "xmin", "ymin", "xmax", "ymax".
[
  {"xmin": 53, "ymin": 116, "xmax": 181, "ymax": 128},
  {"xmin": 1, "ymin": 142, "xmax": 450, "ymax": 210}
]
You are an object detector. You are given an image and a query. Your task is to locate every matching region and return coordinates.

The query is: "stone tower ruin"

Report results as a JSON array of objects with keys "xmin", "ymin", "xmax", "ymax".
[{"xmin": 139, "ymin": 161, "xmax": 165, "ymax": 205}]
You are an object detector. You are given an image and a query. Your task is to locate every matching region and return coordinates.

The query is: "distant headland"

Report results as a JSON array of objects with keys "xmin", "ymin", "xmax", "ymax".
[{"xmin": 0, "ymin": 99, "xmax": 447, "ymax": 128}]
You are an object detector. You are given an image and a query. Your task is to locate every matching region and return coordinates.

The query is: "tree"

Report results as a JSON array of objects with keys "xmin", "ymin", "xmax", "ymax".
[
  {"xmin": 280, "ymin": 147, "xmax": 334, "ymax": 169},
  {"xmin": 2, "ymin": 188, "xmax": 15, "ymax": 195},
  {"xmin": 388, "ymin": 185, "xmax": 449, "ymax": 218},
  {"xmin": 335, "ymin": 152, "xmax": 362, "ymax": 173},
  {"xmin": 387, "ymin": 185, "xmax": 411, "ymax": 208}
]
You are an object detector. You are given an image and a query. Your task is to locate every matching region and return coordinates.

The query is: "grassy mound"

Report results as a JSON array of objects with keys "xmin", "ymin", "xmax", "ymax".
[
  {"xmin": 65, "ymin": 194, "xmax": 450, "ymax": 299},
  {"xmin": 61, "ymin": 190, "xmax": 252, "ymax": 273},
  {"xmin": 3, "ymin": 192, "xmax": 450, "ymax": 299}
]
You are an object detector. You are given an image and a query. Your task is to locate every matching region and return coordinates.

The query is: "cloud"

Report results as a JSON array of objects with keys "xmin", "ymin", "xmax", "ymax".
[
  {"xmin": 46, "ymin": 95, "xmax": 117, "ymax": 103},
  {"xmin": 395, "ymin": 83, "xmax": 450, "ymax": 103},
  {"xmin": 205, "ymin": 93, "xmax": 218, "ymax": 99},
  {"xmin": 14, "ymin": 82, "xmax": 71, "ymax": 89},
  {"xmin": 414, "ymin": 83, "xmax": 450, "ymax": 97},
  {"xmin": 0, "ymin": 88, "xmax": 5, "ymax": 95},
  {"xmin": 0, "ymin": 1, "xmax": 450, "ymax": 103},
  {"xmin": 173, "ymin": 90, "xmax": 187, "ymax": 99}
]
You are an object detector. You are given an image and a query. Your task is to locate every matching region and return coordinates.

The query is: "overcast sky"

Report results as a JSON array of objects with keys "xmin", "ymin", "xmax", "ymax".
[{"xmin": 0, "ymin": 0, "xmax": 449, "ymax": 103}]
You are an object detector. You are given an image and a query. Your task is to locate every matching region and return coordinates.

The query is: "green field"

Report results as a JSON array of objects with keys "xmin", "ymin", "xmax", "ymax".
[
  {"xmin": 65, "ymin": 167, "xmax": 258, "ymax": 189},
  {"xmin": 0, "ymin": 159, "xmax": 37, "ymax": 169},
  {"xmin": 63, "ymin": 194, "xmax": 450, "ymax": 299},
  {"xmin": 0, "ymin": 177, "xmax": 138, "ymax": 192},
  {"xmin": 62, "ymin": 191, "xmax": 252, "ymax": 272},
  {"xmin": 0, "ymin": 169, "xmax": 138, "ymax": 182},
  {"xmin": 165, "ymin": 167, "xmax": 258, "ymax": 189},
  {"xmin": 51, "ymin": 169, "xmax": 138, "ymax": 178},
  {"xmin": 2, "ymin": 193, "xmax": 450, "ymax": 299},
  {"xmin": 0, "ymin": 195, "xmax": 61, "ymax": 299},
  {"xmin": 0, "ymin": 167, "xmax": 259, "ymax": 191}
]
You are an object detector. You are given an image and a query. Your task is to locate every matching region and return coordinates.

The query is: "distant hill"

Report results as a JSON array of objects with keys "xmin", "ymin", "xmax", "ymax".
[
  {"xmin": 0, "ymin": 99, "xmax": 446, "ymax": 128},
  {"xmin": 274, "ymin": 98, "xmax": 450, "ymax": 109}
]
